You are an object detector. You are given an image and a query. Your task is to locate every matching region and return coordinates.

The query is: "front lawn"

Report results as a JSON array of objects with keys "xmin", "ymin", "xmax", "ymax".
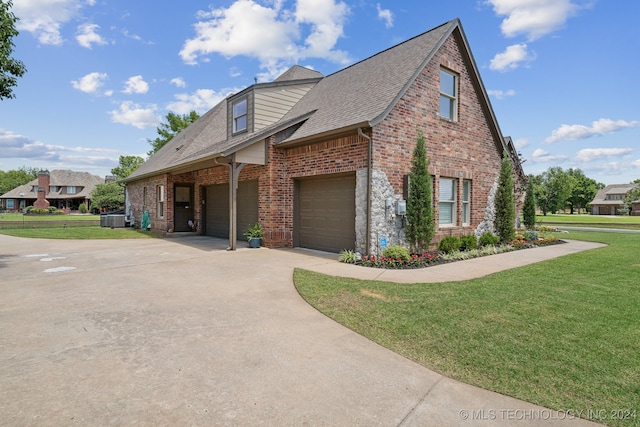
[
  {"xmin": 294, "ymin": 230, "xmax": 639, "ymax": 427},
  {"xmin": 0, "ymin": 212, "xmax": 100, "ymax": 221},
  {"xmin": 536, "ymin": 214, "xmax": 640, "ymax": 229}
]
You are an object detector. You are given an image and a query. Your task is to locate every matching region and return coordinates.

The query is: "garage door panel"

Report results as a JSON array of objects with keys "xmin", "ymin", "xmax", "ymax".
[
  {"xmin": 205, "ymin": 180, "xmax": 258, "ymax": 240},
  {"xmin": 296, "ymin": 174, "xmax": 355, "ymax": 253}
]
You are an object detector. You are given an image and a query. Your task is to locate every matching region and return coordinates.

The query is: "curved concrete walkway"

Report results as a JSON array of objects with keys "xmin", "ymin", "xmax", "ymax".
[{"xmin": 0, "ymin": 235, "xmax": 603, "ymax": 426}]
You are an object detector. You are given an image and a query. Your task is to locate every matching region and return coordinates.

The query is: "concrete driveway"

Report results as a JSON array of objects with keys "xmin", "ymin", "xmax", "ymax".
[{"xmin": 0, "ymin": 235, "xmax": 600, "ymax": 426}]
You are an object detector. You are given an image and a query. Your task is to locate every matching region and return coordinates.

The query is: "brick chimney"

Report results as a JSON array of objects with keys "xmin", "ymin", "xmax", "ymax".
[{"xmin": 33, "ymin": 170, "xmax": 50, "ymax": 209}]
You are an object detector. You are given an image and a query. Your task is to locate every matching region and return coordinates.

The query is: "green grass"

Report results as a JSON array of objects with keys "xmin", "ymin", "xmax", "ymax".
[
  {"xmin": 0, "ymin": 226, "xmax": 157, "ymax": 239},
  {"xmin": 536, "ymin": 213, "xmax": 640, "ymax": 228},
  {"xmin": 294, "ymin": 230, "xmax": 640, "ymax": 427},
  {"xmin": 0, "ymin": 212, "xmax": 100, "ymax": 221}
]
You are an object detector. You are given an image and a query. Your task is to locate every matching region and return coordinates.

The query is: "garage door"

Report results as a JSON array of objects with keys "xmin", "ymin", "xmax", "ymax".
[
  {"xmin": 205, "ymin": 180, "xmax": 258, "ymax": 240},
  {"xmin": 295, "ymin": 173, "xmax": 356, "ymax": 253}
]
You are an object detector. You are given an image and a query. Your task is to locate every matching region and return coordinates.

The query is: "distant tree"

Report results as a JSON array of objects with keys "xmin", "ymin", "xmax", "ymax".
[
  {"xmin": 147, "ymin": 110, "xmax": 199, "ymax": 156},
  {"xmin": 565, "ymin": 168, "xmax": 600, "ymax": 214},
  {"xmin": 405, "ymin": 130, "xmax": 434, "ymax": 253},
  {"xmin": 111, "ymin": 155, "xmax": 144, "ymax": 181},
  {"xmin": 536, "ymin": 167, "xmax": 573, "ymax": 214},
  {"xmin": 622, "ymin": 179, "xmax": 640, "ymax": 215},
  {"xmin": 522, "ymin": 177, "xmax": 536, "ymax": 229},
  {"xmin": 494, "ymin": 151, "xmax": 515, "ymax": 243},
  {"xmin": 1, "ymin": 0, "xmax": 27, "ymax": 100},
  {"xmin": 90, "ymin": 182, "xmax": 124, "ymax": 211},
  {"xmin": 0, "ymin": 166, "xmax": 38, "ymax": 194},
  {"xmin": 530, "ymin": 174, "xmax": 550, "ymax": 216}
]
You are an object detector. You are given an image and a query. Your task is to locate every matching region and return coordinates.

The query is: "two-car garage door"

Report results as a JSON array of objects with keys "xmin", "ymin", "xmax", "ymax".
[{"xmin": 295, "ymin": 173, "xmax": 355, "ymax": 253}]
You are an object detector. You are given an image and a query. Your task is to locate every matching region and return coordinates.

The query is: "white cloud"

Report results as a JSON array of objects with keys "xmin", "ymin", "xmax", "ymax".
[
  {"xmin": 486, "ymin": 0, "xmax": 586, "ymax": 40},
  {"xmin": 490, "ymin": 43, "xmax": 534, "ymax": 72},
  {"xmin": 171, "ymin": 77, "xmax": 187, "ymax": 88},
  {"xmin": 531, "ymin": 148, "xmax": 569, "ymax": 163},
  {"xmin": 76, "ymin": 22, "xmax": 107, "ymax": 48},
  {"xmin": 0, "ymin": 128, "xmax": 118, "ymax": 165},
  {"xmin": 180, "ymin": 0, "xmax": 350, "ymax": 76},
  {"xmin": 514, "ymin": 138, "xmax": 530, "ymax": 149},
  {"xmin": 545, "ymin": 118, "xmax": 640, "ymax": 143},
  {"xmin": 166, "ymin": 89, "xmax": 237, "ymax": 115},
  {"xmin": 575, "ymin": 148, "xmax": 633, "ymax": 163},
  {"xmin": 71, "ymin": 72, "xmax": 108, "ymax": 94},
  {"xmin": 13, "ymin": 0, "xmax": 86, "ymax": 45},
  {"xmin": 122, "ymin": 75, "xmax": 149, "ymax": 94},
  {"xmin": 488, "ymin": 89, "xmax": 516, "ymax": 100},
  {"xmin": 376, "ymin": 4, "xmax": 393, "ymax": 28},
  {"xmin": 109, "ymin": 101, "xmax": 160, "ymax": 129},
  {"xmin": 633, "ymin": 159, "xmax": 640, "ymax": 168}
]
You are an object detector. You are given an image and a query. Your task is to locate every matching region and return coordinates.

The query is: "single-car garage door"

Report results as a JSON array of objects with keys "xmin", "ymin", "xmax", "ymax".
[
  {"xmin": 295, "ymin": 173, "xmax": 355, "ymax": 253},
  {"xmin": 205, "ymin": 180, "xmax": 258, "ymax": 240}
]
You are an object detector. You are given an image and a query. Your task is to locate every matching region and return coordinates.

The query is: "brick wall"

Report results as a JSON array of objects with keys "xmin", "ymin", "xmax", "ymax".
[{"xmin": 372, "ymin": 33, "xmax": 503, "ymax": 245}]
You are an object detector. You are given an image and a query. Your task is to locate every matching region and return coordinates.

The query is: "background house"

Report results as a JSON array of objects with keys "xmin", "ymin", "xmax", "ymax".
[
  {"xmin": 590, "ymin": 183, "xmax": 639, "ymax": 215},
  {"xmin": 124, "ymin": 19, "xmax": 524, "ymax": 254},
  {"xmin": 0, "ymin": 170, "xmax": 104, "ymax": 213}
]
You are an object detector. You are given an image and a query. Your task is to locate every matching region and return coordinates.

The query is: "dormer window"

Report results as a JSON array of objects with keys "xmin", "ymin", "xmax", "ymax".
[{"xmin": 233, "ymin": 98, "xmax": 248, "ymax": 133}]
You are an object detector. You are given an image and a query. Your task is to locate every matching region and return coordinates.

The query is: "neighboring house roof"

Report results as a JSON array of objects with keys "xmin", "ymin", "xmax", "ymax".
[
  {"xmin": 590, "ymin": 183, "xmax": 639, "ymax": 205},
  {"xmin": 126, "ymin": 18, "xmax": 508, "ymax": 182},
  {"xmin": 0, "ymin": 170, "xmax": 104, "ymax": 200}
]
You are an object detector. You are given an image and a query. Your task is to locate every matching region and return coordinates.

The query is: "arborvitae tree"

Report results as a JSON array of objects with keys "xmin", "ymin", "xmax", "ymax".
[
  {"xmin": 494, "ymin": 151, "xmax": 515, "ymax": 243},
  {"xmin": 523, "ymin": 177, "xmax": 536, "ymax": 229},
  {"xmin": 406, "ymin": 130, "xmax": 434, "ymax": 252}
]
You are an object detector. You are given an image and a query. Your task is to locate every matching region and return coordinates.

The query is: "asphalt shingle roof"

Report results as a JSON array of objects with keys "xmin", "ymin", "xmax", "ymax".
[
  {"xmin": 0, "ymin": 170, "xmax": 104, "ymax": 200},
  {"xmin": 126, "ymin": 19, "xmax": 494, "ymax": 182}
]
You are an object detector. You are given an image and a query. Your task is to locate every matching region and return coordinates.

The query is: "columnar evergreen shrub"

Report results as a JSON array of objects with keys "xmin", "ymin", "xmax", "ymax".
[
  {"xmin": 523, "ymin": 177, "xmax": 536, "ymax": 229},
  {"xmin": 494, "ymin": 152, "xmax": 516, "ymax": 243},
  {"xmin": 406, "ymin": 130, "xmax": 435, "ymax": 253}
]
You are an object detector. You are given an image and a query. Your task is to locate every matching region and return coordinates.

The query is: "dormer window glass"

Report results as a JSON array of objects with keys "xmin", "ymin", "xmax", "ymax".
[{"xmin": 233, "ymin": 99, "xmax": 248, "ymax": 133}]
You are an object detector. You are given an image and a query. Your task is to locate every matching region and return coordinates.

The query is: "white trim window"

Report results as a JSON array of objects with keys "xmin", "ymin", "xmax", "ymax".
[
  {"xmin": 462, "ymin": 180, "xmax": 471, "ymax": 225},
  {"xmin": 439, "ymin": 178, "xmax": 457, "ymax": 226},
  {"xmin": 439, "ymin": 68, "xmax": 458, "ymax": 120},
  {"xmin": 157, "ymin": 185, "xmax": 165, "ymax": 219},
  {"xmin": 232, "ymin": 98, "xmax": 248, "ymax": 133},
  {"xmin": 67, "ymin": 186, "xmax": 77, "ymax": 194}
]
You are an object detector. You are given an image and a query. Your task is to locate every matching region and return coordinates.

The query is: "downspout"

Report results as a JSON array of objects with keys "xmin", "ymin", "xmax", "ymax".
[{"xmin": 358, "ymin": 127, "xmax": 372, "ymax": 256}]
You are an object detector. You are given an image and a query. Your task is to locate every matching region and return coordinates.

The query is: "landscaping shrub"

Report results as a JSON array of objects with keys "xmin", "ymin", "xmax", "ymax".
[
  {"xmin": 382, "ymin": 245, "xmax": 410, "ymax": 262},
  {"xmin": 338, "ymin": 249, "xmax": 360, "ymax": 264},
  {"xmin": 48, "ymin": 207, "xmax": 56, "ymax": 214},
  {"xmin": 459, "ymin": 234, "xmax": 478, "ymax": 251},
  {"xmin": 479, "ymin": 232, "xmax": 499, "ymax": 247},
  {"xmin": 438, "ymin": 236, "xmax": 461, "ymax": 254},
  {"xmin": 523, "ymin": 230, "xmax": 539, "ymax": 241},
  {"xmin": 79, "ymin": 203, "xmax": 88, "ymax": 213}
]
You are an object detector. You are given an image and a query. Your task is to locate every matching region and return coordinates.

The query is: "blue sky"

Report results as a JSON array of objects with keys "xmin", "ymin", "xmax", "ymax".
[{"xmin": 1, "ymin": 0, "xmax": 639, "ymax": 185}]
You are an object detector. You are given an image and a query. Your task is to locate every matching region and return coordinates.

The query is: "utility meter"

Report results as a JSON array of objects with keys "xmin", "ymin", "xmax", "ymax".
[{"xmin": 396, "ymin": 200, "xmax": 406, "ymax": 216}]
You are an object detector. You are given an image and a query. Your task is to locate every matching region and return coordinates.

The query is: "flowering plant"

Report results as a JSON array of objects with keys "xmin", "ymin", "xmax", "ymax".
[{"xmin": 360, "ymin": 252, "xmax": 439, "ymax": 269}]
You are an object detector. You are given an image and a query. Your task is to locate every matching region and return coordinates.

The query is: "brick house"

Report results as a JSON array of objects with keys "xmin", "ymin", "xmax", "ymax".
[
  {"xmin": 124, "ymin": 19, "xmax": 523, "ymax": 254},
  {"xmin": 590, "ymin": 183, "xmax": 639, "ymax": 215},
  {"xmin": 0, "ymin": 170, "xmax": 104, "ymax": 213}
]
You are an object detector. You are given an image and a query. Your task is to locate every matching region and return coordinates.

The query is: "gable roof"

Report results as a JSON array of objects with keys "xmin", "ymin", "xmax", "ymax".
[
  {"xmin": 591, "ymin": 183, "xmax": 639, "ymax": 204},
  {"xmin": 0, "ymin": 170, "xmax": 104, "ymax": 200},
  {"xmin": 126, "ymin": 18, "xmax": 508, "ymax": 182}
]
